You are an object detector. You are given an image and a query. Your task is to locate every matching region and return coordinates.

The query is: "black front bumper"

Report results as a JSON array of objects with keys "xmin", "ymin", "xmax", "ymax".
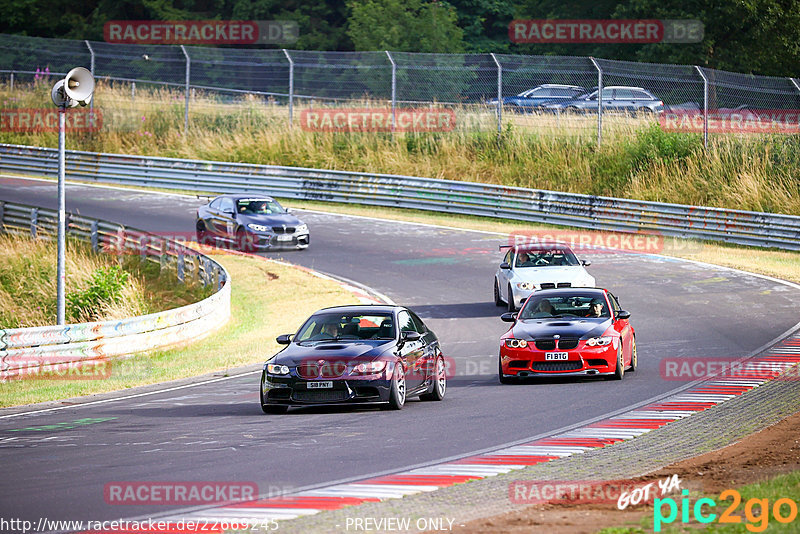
[{"xmin": 262, "ymin": 373, "xmax": 391, "ymax": 406}]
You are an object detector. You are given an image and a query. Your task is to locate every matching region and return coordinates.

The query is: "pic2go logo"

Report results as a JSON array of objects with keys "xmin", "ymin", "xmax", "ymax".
[{"xmin": 654, "ymin": 489, "xmax": 799, "ymax": 532}]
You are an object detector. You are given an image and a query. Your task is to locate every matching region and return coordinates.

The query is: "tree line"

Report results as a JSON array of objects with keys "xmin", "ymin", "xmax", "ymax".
[{"xmin": 1, "ymin": 0, "xmax": 797, "ymax": 76}]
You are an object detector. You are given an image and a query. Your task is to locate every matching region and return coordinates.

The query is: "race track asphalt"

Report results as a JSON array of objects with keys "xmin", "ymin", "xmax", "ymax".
[{"xmin": 1, "ymin": 176, "xmax": 798, "ymax": 526}]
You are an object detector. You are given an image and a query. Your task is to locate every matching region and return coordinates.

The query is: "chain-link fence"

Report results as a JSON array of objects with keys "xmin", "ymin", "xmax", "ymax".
[{"xmin": 2, "ymin": 33, "xmax": 799, "ymax": 145}]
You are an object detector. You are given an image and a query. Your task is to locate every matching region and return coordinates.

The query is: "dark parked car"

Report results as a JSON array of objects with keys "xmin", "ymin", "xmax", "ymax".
[
  {"xmin": 260, "ymin": 305, "xmax": 447, "ymax": 413},
  {"xmin": 545, "ymin": 86, "xmax": 664, "ymax": 114},
  {"xmin": 196, "ymin": 194, "xmax": 309, "ymax": 251},
  {"xmin": 488, "ymin": 84, "xmax": 586, "ymax": 111}
]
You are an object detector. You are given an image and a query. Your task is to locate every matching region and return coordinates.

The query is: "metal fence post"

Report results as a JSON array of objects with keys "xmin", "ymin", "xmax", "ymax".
[
  {"xmin": 177, "ymin": 249, "xmax": 185, "ymax": 283},
  {"xmin": 30, "ymin": 207, "xmax": 38, "ymax": 238},
  {"xmin": 590, "ymin": 57, "xmax": 603, "ymax": 146},
  {"xmin": 695, "ymin": 66, "xmax": 709, "ymax": 149},
  {"xmin": 131, "ymin": 82, "xmax": 135, "ymax": 101},
  {"xmin": 9, "ymin": 72, "xmax": 13, "ymax": 91},
  {"xmin": 160, "ymin": 239, "xmax": 167, "ymax": 272},
  {"xmin": 180, "ymin": 45, "xmax": 190, "ymax": 132},
  {"xmin": 85, "ymin": 40, "xmax": 95, "ymax": 111},
  {"xmin": 90, "ymin": 220, "xmax": 99, "ymax": 251},
  {"xmin": 386, "ymin": 51, "xmax": 397, "ymax": 132},
  {"xmin": 490, "ymin": 53, "xmax": 502, "ymax": 138},
  {"xmin": 282, "ymin": 49, "xmax": 294, "ymax": 127},
  {"xmin": 0, "ymin": 201, "xmax": 4, "ymax": 230}
]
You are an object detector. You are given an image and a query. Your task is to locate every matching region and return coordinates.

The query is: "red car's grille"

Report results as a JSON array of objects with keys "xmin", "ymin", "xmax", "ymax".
[
  {"xmin": 557, "ymin": 339, "xmax": 579, "ymax": 350},
  {"xmin": 533, "ymin": 338, "xmax": 579, "ymax": 350},
  {"xmin": 534, "ymin": 339, "xmax": 556, "ymax": 350},
  {"xmin": 531, "ymin": 361, "xmax": 583, "ymax": 372}
]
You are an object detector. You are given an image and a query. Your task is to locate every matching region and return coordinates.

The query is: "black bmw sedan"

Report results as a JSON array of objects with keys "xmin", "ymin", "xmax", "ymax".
[
  {"xmin": 196, "ymin": 194, "xmax": 309, "ymax": 251},
  {"xmin": 260, "ymin": 305, "xmax": 447, "ymax": 413}
]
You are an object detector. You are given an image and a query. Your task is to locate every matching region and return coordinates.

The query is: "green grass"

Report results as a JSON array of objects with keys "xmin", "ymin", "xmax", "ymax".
[
  {"xmin": 3, "ymin": 82, "xmax": 800, "ymax": 215},
  {"xmin": 0, "ymin": 251, "xmax": 361, "ymax": 407},
  {"xmin": 0, "ymin": 233, "xmax": 210, "ymax": 328}
]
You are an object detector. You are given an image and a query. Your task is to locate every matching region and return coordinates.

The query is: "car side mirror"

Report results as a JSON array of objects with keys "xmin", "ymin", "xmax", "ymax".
[
  {"xmin": 581, "ymin": 259, "xmax": 591, "ymax": 266},
  {"xmin": 500, "ymin": 312, "xmax": 517, "ymax": 322},
  {"xmin": 500, "ymin": 262, "xmax": 511, "ymax": 270},
  {"xmin": 276, "ymin": 334, "xmax": 293, "ymax": 344},
  {"xmin": 222, "ymin": 207, "xmax": 235, "ymax": 215},
  {"xmin": 401, "ymin": 330, "xmax": 421, "ymax": 342},
  {"xmin": 616, "ymin": 310, "xmax": 631, "ymax": 321}
]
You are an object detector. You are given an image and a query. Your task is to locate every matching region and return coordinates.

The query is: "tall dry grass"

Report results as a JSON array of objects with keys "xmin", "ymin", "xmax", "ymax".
[
  {"xmin": 0, "ymin": 233, "xmax": 209, "ymax": 328},
  {"xmin": 2, "ymin": 81, "xmax": 799, "ymax": 215}
]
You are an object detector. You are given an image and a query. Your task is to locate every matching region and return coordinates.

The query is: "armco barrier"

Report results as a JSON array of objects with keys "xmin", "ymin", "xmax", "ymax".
[
  {"xmin": 0, "ymin": 200, "xmax": 230, "ymax": 380},
  {"xmin": 1, "ymin": 143, "xmax": 799, "ymax": 250}
]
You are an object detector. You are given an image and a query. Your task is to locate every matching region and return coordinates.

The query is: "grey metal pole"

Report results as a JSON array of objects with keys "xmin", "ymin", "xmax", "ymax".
[
  {"xmin": 57, "ymin": 108, "xmax": 66, "ymax": 325},
  {"xmin": 386, "ymin": 51, "xmax": 396, "ymax": 132},
  {"xmin": 789, "ymin": 77, "xmax": 800, "ymax": 94},
  {"xmin": 85, "ymin": 40, "xmax": 95, "ymax": 112},
  {"xmin": 282, "ymin": 49, "xmax": 294, "ymax": 127},
  {"xmin": 490, "ymin": 53, "xmax": 502, "ymax": 138},
  {"xmin": 695, "ymin": 66, "xmax": 709, "ymax": 149},
  {"xmin": 9, "ymin": 72, "xmax": 13, "ymax": 91},
  {"xmin": 590, "ymin": 57, "xmax": 603, "ymax": 146},
  {"xmin": 181, "ymin": 45, "xmax": 190, "ymax": 132}
]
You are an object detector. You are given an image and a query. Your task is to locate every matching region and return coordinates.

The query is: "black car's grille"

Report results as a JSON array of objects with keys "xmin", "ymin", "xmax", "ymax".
[
  {"xmin": 509, "ymin": 360, "xmax": 530, "ymax": 369},
  {"xmin": 272, "ymin": 226, "xmax": 296, "ymax": 234},
  {"xmin": 296, "ymin": 362, "xmax": 347, "ymax": 379},
  {"xmin": 586, "ymin": 359, "xmax": 608, "ymax": 367},
  {"xmin": 557, "ymin": 339, "xmax": 579, "ymax": 350},
  {"xmin": 534, "ymin": 339, "xmax": 557, "ymax": 351},
  {"xmin": 531, "ymin": 361, "xmax": 583, "ymax": 372},
  {"xmin": 293, "ymin": 390, "xmax": 349, "ymax": 403}
]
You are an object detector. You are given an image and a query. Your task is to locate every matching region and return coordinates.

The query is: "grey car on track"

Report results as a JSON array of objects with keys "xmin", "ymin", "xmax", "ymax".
[{"xmin": 196, "ymin": 194, "xmax": 309, "ymax": 251}]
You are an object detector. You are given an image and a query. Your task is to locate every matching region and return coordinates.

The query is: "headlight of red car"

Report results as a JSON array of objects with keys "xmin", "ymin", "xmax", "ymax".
[
  {"xmin": 504, "ymin": 338, "xmax": 528, "ymax": 348},
  {"xmin": 585, "ymin": 336, "xmax": 613, "ymax": 347}
]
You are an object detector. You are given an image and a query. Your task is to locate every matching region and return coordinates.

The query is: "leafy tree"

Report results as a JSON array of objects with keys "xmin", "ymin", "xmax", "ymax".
[{"xmin": 347, "ymin": 0, "xmax": 465, "ymax": 53}]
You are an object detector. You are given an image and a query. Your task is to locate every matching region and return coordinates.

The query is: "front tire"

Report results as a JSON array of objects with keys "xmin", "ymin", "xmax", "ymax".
[
  {"xmin": 499, "ymin": 355, "xmax": 516, "ymax": 384},
  {"xmin": 628, "ymin": 337, "xmax": 637, "ymax": 372},
  {"xmin": 420, "ymin": 354, "xmax": 446, "ymax": 401},
  {"xmin": 196, "ymin": 221, "xmax": 212, "ymax": 246},
  {"xmin": 385, "ymin": 361, "xmax": 406, "ymax": 410},
  {"xmin": 236, "ymin": 228, "xmax": 256, "ymax": 253},
  {"xmin": 613, "ymin": 345, "xmax": 625, "ymax": 380},
  {"xmin": 261, "ymin": 373, "xmax": 289, "ymax": 414},
  {"xmin": 494, "ymin": 279, "xmax": 503, "ymax": 307},
  {"xmin": 507, "ymin": 285, "xmax": 516, "ymax": 312}
]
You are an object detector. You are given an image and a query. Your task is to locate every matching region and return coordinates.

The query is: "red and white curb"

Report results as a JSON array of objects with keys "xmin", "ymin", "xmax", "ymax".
[{"xmin": 163, "ymin": 332, "xmax": 800, "ymax": 526}]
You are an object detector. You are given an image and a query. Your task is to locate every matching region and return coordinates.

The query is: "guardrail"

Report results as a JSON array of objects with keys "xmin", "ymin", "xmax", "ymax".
[
  {"xmin": 1, "ymin": 143, "xmax": 798, "ymax": 250},
  {"xmin": 0, "ymin": 199, "xmax": 231, "ymax": 380}
]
